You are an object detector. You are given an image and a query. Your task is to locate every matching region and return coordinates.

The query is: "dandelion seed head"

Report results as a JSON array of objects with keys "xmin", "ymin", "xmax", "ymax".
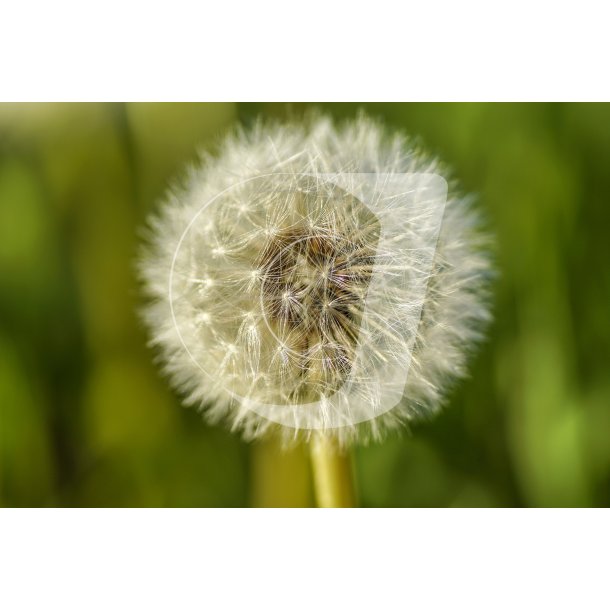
[{"xmin": 138, "ymin": 114, "xmax": 492, "ymax": 446}]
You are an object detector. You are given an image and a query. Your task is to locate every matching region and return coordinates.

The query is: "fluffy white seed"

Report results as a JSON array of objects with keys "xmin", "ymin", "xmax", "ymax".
[{"xmin": 138, "ymin": 114, "xmax": 492, "ymax": 446}]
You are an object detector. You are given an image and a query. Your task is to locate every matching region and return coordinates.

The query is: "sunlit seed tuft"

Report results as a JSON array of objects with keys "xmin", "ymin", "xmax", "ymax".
[{"xmin": 138, "ymin": 114, "xmax": 492, "ymax": 446}]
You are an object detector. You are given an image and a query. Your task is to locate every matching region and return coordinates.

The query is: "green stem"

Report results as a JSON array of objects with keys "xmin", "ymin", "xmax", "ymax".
[{"xmin": 309, "ymin": 434, "xmax": 357, "ymax": 508}]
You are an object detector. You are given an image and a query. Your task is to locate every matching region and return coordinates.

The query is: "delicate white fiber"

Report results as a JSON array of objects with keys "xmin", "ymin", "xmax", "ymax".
[{"xmin": 138, "ymin": 114, "xmax": 492, "ymax": 446}]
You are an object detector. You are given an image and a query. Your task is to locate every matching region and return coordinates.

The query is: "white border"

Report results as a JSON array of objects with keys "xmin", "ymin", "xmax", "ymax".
[
  {"xmin": 1, "ymin": 1, "xmax": 609, "ymax": 100},
  {"xmin": 1, "ymin": 509, "xmax": 609, "ymax": 609}
]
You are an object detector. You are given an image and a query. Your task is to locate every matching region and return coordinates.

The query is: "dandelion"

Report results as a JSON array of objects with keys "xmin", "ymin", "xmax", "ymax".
[{"xmin": 138, "ymin": 114, "xmax": 491, "ymax": 506}]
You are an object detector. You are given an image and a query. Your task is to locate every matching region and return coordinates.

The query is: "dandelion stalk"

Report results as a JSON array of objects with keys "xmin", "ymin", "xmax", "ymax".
[{"xmin": 310, "ymin": 435, "xmax": 356, "ymax": 508}]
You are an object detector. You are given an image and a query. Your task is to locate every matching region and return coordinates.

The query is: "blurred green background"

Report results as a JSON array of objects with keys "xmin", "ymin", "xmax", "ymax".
[{"xmin": 1, "ymin": 103, "xmax": 609, "ymax": 507}]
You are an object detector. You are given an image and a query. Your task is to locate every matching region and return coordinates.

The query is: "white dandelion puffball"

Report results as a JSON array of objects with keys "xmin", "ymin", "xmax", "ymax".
[{"xmin": 139, "ymin": 115, "xmax": 491, "ymax": 445}]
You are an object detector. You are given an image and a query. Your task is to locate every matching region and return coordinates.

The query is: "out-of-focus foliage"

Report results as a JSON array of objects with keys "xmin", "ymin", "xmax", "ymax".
[{"xmin": 0, "ymin": 103, "xmax": 608, "ymax": 507}]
